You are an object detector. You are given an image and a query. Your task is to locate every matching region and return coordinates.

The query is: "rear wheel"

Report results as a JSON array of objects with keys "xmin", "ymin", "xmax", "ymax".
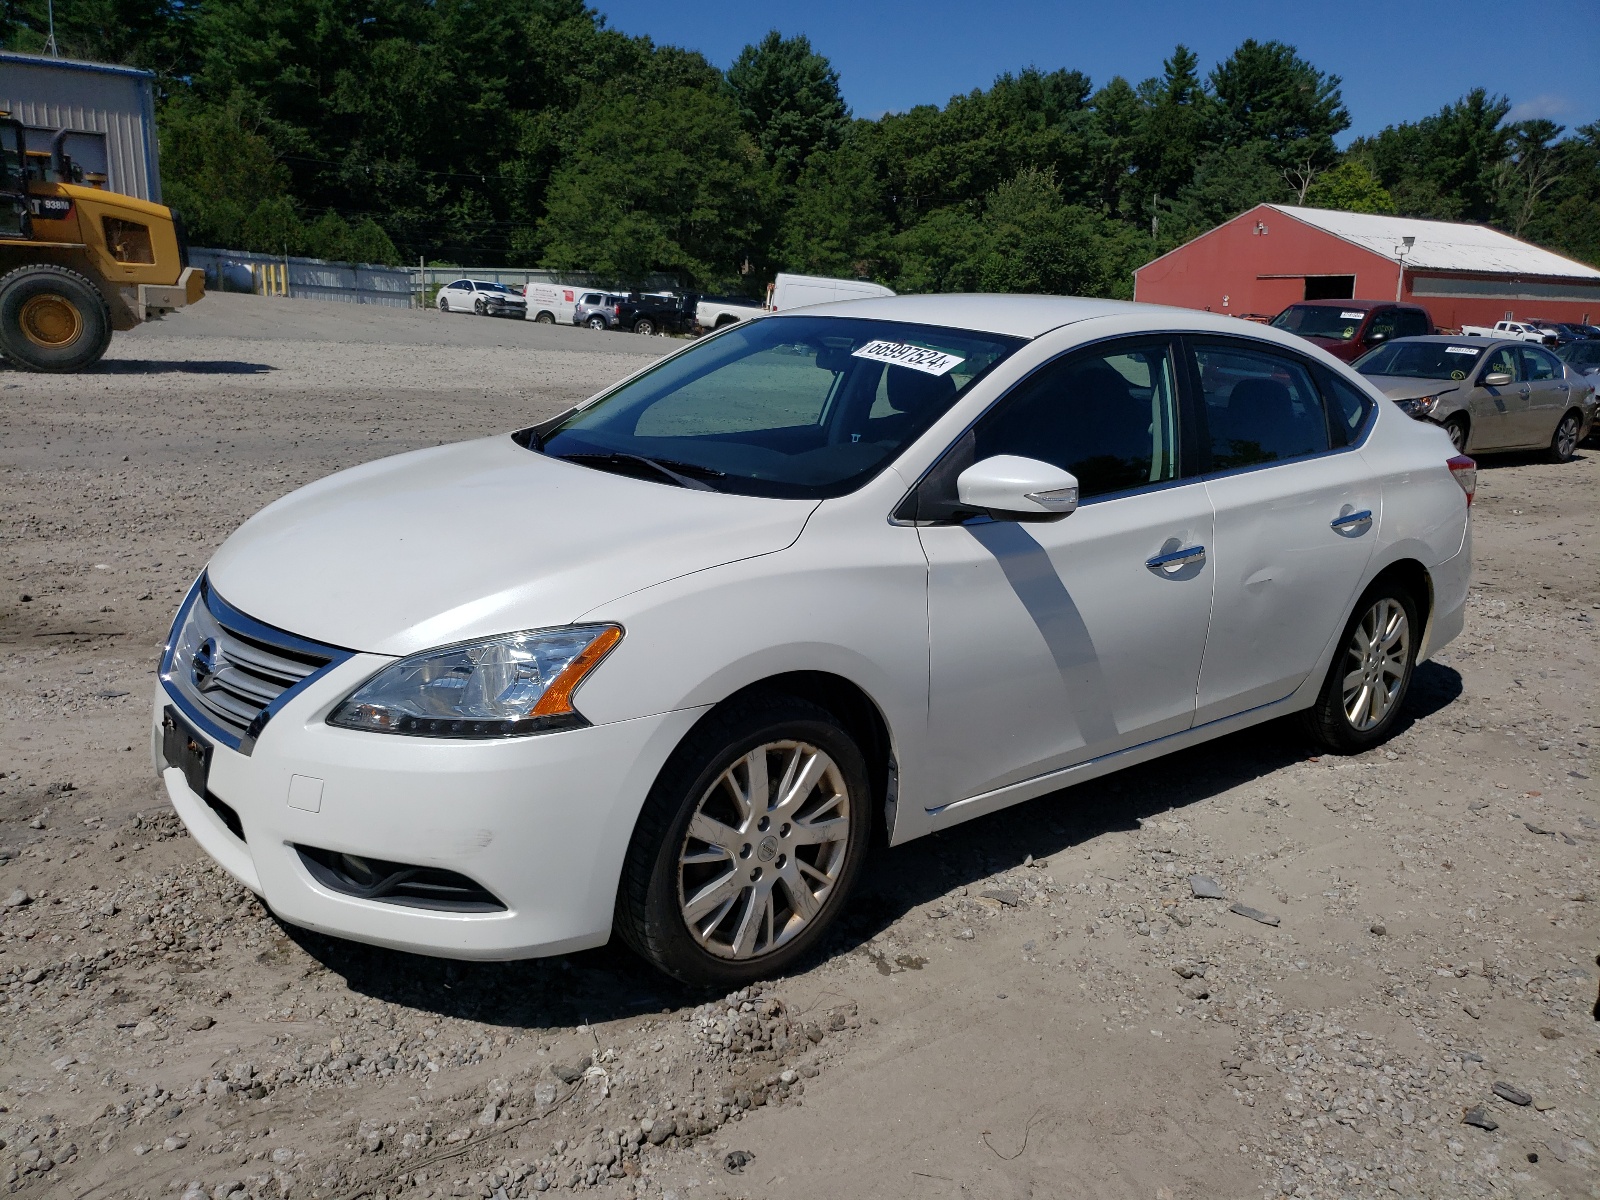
[
  {"xmin": 437, "ymin": 294, "xmax": 449, "ymax": 312},
  {"xmin": 1545, "ymin": 410, "xmax": 1581, "ymax": 463},
  {"xmin": 0, "ymin": 265, "xmax": 112, "ymax": 372},
  {"xmin": 615, "ymin": 696, "xmax": 872, "ymax": 987},
  {"xmin": 1442, "ymin": 415, "xmax": 1468, "ymax": 453},
  {"xmin": 1303, "ymin": 582, "xmax": 1419, "ymax": 754},
  {"xmin": 633, "ymin": 317, "xmax": 655, "ymax": 336}
]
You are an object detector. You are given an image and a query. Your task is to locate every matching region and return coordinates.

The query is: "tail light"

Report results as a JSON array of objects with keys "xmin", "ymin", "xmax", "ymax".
[
  {"xmin": 1446, "ymin": 455, "xmax": 1477, "ymax": 506},
  {"xmin": 612, "ymin": 305, "xmax": 620, "ymax": 316}
]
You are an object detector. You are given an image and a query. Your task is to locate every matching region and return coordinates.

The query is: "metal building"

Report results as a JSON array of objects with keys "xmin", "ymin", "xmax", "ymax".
[
  {"xmin": 0, "ymin": 50, "xmax": 161, "ymax": 201},
  {"xmin": 1134, "ymin": 203, "xmax": 1600, "ymax": 329}
]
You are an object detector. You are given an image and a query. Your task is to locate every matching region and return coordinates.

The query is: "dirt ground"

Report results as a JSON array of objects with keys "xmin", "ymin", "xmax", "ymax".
[{"xmin": 0, "ymin": 294, "xmax": 1595, "ymax": 1200}]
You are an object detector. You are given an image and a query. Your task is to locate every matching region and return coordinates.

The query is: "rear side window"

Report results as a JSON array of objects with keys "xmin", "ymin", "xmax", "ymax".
[
  {"xmin": 1396, "ymin": 310, "xmax": 1431, "ymax": 338},
  {"xmin": 975, "ymin": 340, "xmax": 1181, "ymax": 499},
  {"xmin": 1319, "ymin": 371, "xmax": 1376, "ymax": 447},
  {"xmin": 1193, "ymin": 343, "xmax": 1329, "ymax": 470},
  {"xmin": 1519, "ymin": 347, "xmax": 1558, "ymax": 381},
  {"xmin": 1368, "ymin": 310, "xmax": 1398, "ymax": 341}
]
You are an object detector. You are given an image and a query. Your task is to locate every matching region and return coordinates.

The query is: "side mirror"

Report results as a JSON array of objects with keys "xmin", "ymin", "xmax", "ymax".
[
  {"xmin": 1483, "ymin": 371, "xmax": 1514, "ymax": 387},
  {"xmin": 956, "ymin": 455, "xmax": 1079, "ymax": 519}
]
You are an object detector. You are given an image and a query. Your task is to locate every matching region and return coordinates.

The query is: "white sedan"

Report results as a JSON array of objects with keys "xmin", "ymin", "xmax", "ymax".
[{"xmin": 152, "ymin": 296, "xmax": 1473, "ymax": 985}]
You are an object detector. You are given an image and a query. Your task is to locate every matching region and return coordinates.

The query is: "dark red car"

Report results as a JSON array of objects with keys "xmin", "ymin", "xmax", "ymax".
[{"xmin": 1269, "ymin": 299, "xmax": 1435, "ymax": 363}]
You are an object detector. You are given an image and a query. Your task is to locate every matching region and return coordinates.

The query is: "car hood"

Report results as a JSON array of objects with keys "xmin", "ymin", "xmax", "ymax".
[
  {"xmin": 1362, "ymin": 375, "xmax": 1464, "ymax": 402},
  {"xmin": 206, "ymin": 436, "xmax": 817, "ymax": 656}
]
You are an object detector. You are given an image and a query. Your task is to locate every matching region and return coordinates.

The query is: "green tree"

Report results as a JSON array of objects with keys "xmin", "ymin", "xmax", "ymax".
[
  {"xmin": 1132, "ymin": 46, "xmax": 1214, "ymax": 214},
  {"xmin": 725, "ymin": 30, "xmax": 848, "ymax": 185},
  {"xmin": 240, "ymin": 195, "xmax": 304, "ymax": 254},
  {"xmin": 158, "ymin": 91, "xmax": 292, "ymax": 247},
  {"xmin": 1164, "ymin": 140, "xmax": 1289, "ymax": 241},
  {"xmin": 1210, "ymin": 39, "xmax": 1348, "ymax": 172},
  {"xmin": 1303, "ymin": 158, "xmax": 1394, "ymax": 213},
  {"xmin": 1358, "ymin": 89, "xmax": 1512, "ymax": 221},
  {"xmin": 778, "ymin": 131, "xmax": 892, "ymax": 279},
  {"xmin": 538, "ymin": 86, "xmax": 774, "ymax": 287}
]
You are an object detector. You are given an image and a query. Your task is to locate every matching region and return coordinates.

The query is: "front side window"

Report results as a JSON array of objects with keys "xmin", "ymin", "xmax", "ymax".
[
  {"xmin": 1194, "ymin": 343, "xmax": 1329, "ymax": 469},
  {"xmin": 973, "ymin": 341, "xmax": 1180, "ymax": 499},
  {"xmin": 447, "ymin": 279, "xmax": 469, "ymax": 291},
  {"xmin": 535, "ymin": 316, "xmax": 1022, "ymax": 499},
  {"xmin": 1368, "ymin": 309, "xmax": 1399, "ymax": 341},
  {"xmin": 1480, "ymin": 346, "xmax": 1519, "ymax": 381},
  {"xmin": 102, "ymin": 216, "xmax": 154, "ymax": 264},
  {"xmin": 1519, "ymin": 346, "xmax": 1558, "ymax": 381}
]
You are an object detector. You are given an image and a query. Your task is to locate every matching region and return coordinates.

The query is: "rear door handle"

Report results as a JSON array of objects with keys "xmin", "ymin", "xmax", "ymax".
[
  {"xmin": 1146, "ymin": 545, "xmax": 1206, "ymax": 572},
  {"xmin": 1330, "ymin": 509, "xmax": 1373, "ymax": 531}
]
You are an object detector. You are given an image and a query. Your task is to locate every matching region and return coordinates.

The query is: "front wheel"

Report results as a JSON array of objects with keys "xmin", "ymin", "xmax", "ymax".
[
  {"xmin": 534, "ymin": 310, "xmax": 555, "ymax": 324},
  {"xmin": 1545, "ymin": 411, "xmax": 1581, "ymax": 463},
  {"xmin": 1303, "ymin": 583, "xmax": 1419, "ymax": 754},
  {"xmin": 1442, "ymin": 415, "xmax": 1468, "ymax": 453},
  {"xmin": 586, "ymin": 314, "xmax": 608, "ymax": 330},
  {"xmin": 615, "ymin": 696, "xmax": 872, "ymax": 987},
  {"xmin": 473, "ymin": 297, "xmax": 488, "ymax": 316},
  {"xmin": 0, "ymin": 265, "xmax": 113, "ymax": 372}
]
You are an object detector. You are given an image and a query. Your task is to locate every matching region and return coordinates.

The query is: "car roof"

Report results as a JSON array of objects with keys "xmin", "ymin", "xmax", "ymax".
[
  {"xmin": 1382, "ymin": 334, "xmax": 1525, "ymax": 346},
  {"xmin": 1282, "ymin": 298, "xmax": 1419, "ymax": 311}
]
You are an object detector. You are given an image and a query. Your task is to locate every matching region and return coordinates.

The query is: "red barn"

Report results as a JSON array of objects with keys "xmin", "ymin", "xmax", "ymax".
[{"xmin": 1133, "ymin": 203, "xmax": 1600, "ymax": 330}]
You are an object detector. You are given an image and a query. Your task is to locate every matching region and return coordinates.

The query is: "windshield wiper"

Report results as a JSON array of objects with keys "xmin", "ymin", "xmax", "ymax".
[{"xmin": 555, "ymin": 451, "xmax": 720, "ymax": 491}]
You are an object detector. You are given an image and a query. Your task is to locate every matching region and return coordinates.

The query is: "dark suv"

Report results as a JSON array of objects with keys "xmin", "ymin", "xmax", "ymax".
[
  {"xmin": 616, "ymin": 292, "xmax": 696, "ymax": 336},
  {"xmin": 1269, "ymin": 299, "xmax": 1435, "ymax": 363}
]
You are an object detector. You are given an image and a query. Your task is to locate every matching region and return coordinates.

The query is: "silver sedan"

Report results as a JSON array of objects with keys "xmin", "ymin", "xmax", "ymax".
[{"xmin": 1355, "ymin": 335, "xmax": 1597, "ymax": 461}]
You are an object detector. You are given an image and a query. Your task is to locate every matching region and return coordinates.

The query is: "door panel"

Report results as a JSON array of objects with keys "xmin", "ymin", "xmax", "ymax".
[
  {"xmin": 1190, "ymin": 340, "xmax": 1379, "ymax": 722},
  {"xmin": 1468, "ymin": 346, "xmax": 1526, "ymax": 451},
  {"xmin": 918, "ymin": 338, "xmax": 1215, "ymax": 811},
  {"xmin": 1518, "ymin": 346, "xmax": 1567, "ymax": 446}
]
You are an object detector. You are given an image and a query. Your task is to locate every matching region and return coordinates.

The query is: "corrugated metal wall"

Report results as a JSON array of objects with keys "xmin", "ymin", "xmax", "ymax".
[{"xmin": 0, "ymin": 56, "xmax": 159, "ymax": 201}]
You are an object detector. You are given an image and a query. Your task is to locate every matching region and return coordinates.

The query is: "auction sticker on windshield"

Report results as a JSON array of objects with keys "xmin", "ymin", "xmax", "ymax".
[
  {"xmin": 852, "ymin": 340, "xmax": 965, "ymax": 376},
  {"xmin": 1340, "ymin": 311, "xmax": 1364, "ymax": 320},
  {"xmin": 1445, "ymin": 346, "xmax": 1480, "ymax": 355}
]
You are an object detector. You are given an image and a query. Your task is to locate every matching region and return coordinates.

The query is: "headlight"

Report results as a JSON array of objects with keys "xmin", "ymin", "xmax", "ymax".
[
  {"xmin": 1396, "ymin": 395, "xmax": 1438, "ymax": 417},
  {"xmin": 328, "ymin": 625, "xmax": 621, "ymax": 738}
]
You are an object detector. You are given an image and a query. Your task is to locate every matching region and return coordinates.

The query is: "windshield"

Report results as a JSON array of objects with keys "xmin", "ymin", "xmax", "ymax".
[
  {"xmin": 534, "ymin": 316, "xmax": 1023, "ymax": 499},
  {"xmin": 1355, "ymin": 340, "xmax": 1484, "ymax": 381},
  {"xmin": 1270, "ymin": 305, "xmax": 1369, "ymax": 341}
]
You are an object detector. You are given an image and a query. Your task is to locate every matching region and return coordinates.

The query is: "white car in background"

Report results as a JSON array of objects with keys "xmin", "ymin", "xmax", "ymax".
[
  {"xmin": 436, "ymin": 279, "xmax": 526, "ymax": 318},
  {"xmin": 153, "ymin": 296, "xmax": 1473, "ymax": 986}
]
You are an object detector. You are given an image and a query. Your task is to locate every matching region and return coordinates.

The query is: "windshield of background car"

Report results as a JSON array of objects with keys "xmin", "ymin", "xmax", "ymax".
[
  {"xmin": 1270, "ymin": 305, "xmax": 1368, "ymax": 341},
  {"xmin": 538, "ymin": 316, "xmax": 1024, "ymax": 499},
  {"xmin": 1355, "ymin": 340, "xmax": 1484, "ymax": 381}
]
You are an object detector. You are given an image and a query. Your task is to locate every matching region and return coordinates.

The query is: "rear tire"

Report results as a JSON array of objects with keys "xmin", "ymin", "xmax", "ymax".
[
  {"xmin": 633, "ymin": 317, "xmax": 655, "ymax": 336},
  {"xmin": 615, "ymin": 696, "xmax": 873, "ymax": 987},
  {"xmin": 1545, "ymin": 410, "xmax": 1581, "ymax": 463},
  {"xmin": 1303, "ymin": 581, "xmax": 1419, "ymax": 755},
  {"xmin": 0, "ymin": 265, "xmax": 112, "ymax": 372},
  {"xmin": 1442, "ymin": 415, "xmax": 1468, "ymax": 453},
  {"xmin": 437, "ymin": 295, "xmax": 449, "ymax": 312}
]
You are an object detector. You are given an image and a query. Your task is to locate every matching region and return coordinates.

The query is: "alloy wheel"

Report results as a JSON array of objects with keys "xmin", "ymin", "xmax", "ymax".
[
  {"xmin": 1555, "ymin": 414, "xmax": 1579, "ymax": 460},
  {"xmin": 1341, "ymin": 597, "xmax": 1410, "ymax": 731},
  {"xmin": 676, "ymin": 740, "xmax": 851, "ymax": 961}
]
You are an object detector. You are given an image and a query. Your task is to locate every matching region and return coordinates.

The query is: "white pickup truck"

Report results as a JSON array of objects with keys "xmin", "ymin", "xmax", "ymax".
[
  {"xmin": 691, "ymin": 294, "xmax": 765, "ymax": 331},
  {"xmin": 1461, "ymin": 319, "xmax": 1556, "ymax": 344}
]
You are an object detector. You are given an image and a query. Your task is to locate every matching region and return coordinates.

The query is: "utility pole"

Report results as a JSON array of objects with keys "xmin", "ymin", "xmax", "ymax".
[
  {"xmin": 1394, "ymin": 235, "xmax": 1415, "ymax": 302},
  {"xmin": 43, "ymin": 0, "xmax": 60, "ymax": 55}
]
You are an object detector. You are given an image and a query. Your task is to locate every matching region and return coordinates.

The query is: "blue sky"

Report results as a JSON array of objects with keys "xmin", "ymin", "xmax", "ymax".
[{"xmin": 591, "ymin": 0, "xmax": 1599, "ymax": 141}]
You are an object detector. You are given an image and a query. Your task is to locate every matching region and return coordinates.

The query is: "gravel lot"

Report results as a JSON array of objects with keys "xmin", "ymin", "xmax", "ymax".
[{"xmin": 0, "ymin": 295, "xmax": 1595, "ymax": 1200}]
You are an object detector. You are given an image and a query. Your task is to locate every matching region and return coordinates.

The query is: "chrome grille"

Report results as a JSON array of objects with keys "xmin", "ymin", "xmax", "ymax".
[{"xmin": 161, "ymin": 577, "xmax": 350, "ymax": 753}]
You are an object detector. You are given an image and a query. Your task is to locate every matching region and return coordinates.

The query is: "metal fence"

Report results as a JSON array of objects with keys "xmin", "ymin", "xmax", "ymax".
[
  {"xmin": 190, "ymin": 247, "xmax": 415, "ymax": 308},
  {"xmin": 189, "ymin": 251, "xmax": 684, "ymax": 308}
]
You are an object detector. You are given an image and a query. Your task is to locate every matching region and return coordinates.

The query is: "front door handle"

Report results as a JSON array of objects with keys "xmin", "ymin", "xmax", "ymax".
[
  {"xmin": 1146, "ymin": 544, "xmax": 1206, "ymax": 572},
  {"xmin": 1330, "ymin": 509, "xmax": 1373, "ymax": 531}
]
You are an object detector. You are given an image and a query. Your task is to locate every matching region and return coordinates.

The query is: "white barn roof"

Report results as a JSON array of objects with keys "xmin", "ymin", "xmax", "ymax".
[{"xmin": 1270, "ymin": 205, "xmax": 1600, "ymax": 281}]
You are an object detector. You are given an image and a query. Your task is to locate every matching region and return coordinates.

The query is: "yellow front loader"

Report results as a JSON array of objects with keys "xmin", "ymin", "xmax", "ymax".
[{"xmin": 0, "ymin": 115, "xmax": 203, "ymax": 372}]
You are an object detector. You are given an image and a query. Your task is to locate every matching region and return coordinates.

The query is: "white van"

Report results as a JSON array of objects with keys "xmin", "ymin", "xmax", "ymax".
[
  {"xmin": 766, "ymin": 273, "xmax": 895, "ymax": 312},
  {"xmin": 523, "ymin": 283, "xmax": 580, "ymax": 324}
]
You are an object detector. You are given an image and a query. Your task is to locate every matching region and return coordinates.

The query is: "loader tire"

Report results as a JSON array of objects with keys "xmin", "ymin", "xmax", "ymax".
[{"xmin": 0, "ymin": 265, "xmax": 113, "ymax": 372}]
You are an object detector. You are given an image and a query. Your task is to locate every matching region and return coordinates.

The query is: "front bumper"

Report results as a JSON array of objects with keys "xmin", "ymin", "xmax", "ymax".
[
  {"xmin": 138, "ymin": 266, "xmax": 205, "ymax": 319},
  {"xmin": 152, "ymin": 657, "xmax": 707, "ymax": 960}
]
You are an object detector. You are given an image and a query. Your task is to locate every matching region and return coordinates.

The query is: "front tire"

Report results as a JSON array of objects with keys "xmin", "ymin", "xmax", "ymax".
[
  {"xmin": 616, "ymin": 696, "xmax": 872, "ymax": 987},
  {"xmin": 1545, "ymin": 410, "xmax": 1581, "ymax": 463},
  {"xmin": 474, "ymin": 297, "xmax": 488, "ymax": 316},
  {"xmin": 1442, "ymin": 415, "xmax": 1468, "ymax": 453},
  {"xmin": 1303, "ymin": 582, "xmax": 1419, "ymax": 754},
  {"xmin": 0, "ymin": 265, "xmax": 112, "ymax": 372},
  {"xmin": 586, "ymin": 314, "xmax": 608, "ymax": 330},
  {"xmin": 534, "ymin": 310, "xmax": 555, "ymax": 324}
]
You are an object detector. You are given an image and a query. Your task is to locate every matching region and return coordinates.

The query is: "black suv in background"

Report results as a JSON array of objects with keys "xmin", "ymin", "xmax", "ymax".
[{"xmin": 616, "ymin": 292, "xmax": 697, "ymax": 335}]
